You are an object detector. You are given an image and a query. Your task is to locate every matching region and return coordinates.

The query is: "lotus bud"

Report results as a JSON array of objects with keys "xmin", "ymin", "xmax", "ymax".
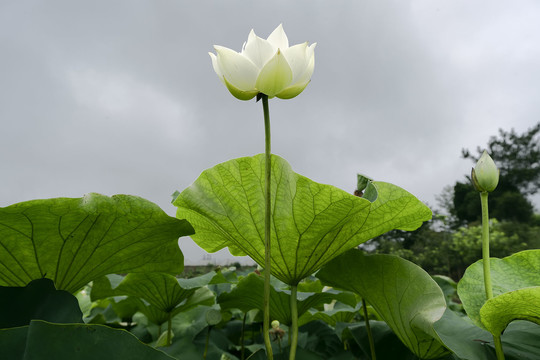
[
  {"xmin": 205, "ymin": 308, "xmax": 223, "ymax": 326},
  {"xmin": 471, "ymin": 150, "xmax": 499, "ymax": 192},
  {"xmin": 271, "ymin": 320, "xmax": 280, "ymax": 329}
]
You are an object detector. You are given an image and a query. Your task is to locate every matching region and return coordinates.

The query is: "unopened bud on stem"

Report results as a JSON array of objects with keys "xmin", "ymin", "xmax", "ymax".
[{"xmin": 471, "ymin": 150, "xmax": 499, "ymax": 192}]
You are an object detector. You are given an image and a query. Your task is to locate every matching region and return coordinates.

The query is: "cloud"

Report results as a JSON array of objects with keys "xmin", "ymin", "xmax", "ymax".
[
  {"xmin": 67, "ymin": 67, "xmax": 198, "ymax": 142},
  {"xmin": 2, "ymin": 1, "xmax": 540, "ymax": 265}
]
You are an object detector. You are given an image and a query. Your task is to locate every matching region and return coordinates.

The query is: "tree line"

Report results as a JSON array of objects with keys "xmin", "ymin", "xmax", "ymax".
[{"xmin": 366, "ymin": 122, "xmax": 540, "ymax": 280}]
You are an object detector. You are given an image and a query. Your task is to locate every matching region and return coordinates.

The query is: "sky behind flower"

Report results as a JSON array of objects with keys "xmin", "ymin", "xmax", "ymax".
[{"xmin": 2, "ymin": 1, "xmax": 539, "ymax": 264}]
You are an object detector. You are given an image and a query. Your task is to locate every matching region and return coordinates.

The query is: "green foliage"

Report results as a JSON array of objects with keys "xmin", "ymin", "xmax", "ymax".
[
  {"xmin": 452, "ymin": 182, "xmax": 482, "ymax": 224},
  {"xmin": 217, "ymin": 272, "xmax": 357, "ymax": 326},
  {"xmin": 457, "ymin": 249, "xmax": 540, "ymax": 329},
  {"xmin": 432, "ymin": 275, "xmax": 463, "ymax": 312},
  {"xmin": 368, "ymin": 218, "xmax": 538, "ymax": 279},
  {"xmin": 317, "ymin": 249, "xmax": 449, "ymax": 359},
  {"xmin": 91, "ymin": 272, "xmax": 216, "ymax": 326},
  {"xmin": 2, "ymin": 320, "xmax": 176, "ymax": 360},
  {"xmin": 0, "ymin": 194, "xmax": 193, "ymax": 293},
  {"xmin": 434, "ymin": 308, "xmax": 540, "ymax": 360},
  {"xmin": 0, "ymin": 278, "xmax": 82, "ymax": 328},
  {"xmin": 206, "ymin": 308, "xmax": 223, "ymax": 326},
  {"xmin": 295, "ymin": 320, "xmax": 358, "ymax": 359},
  {"xmin": 433, "ymin": 309, "xmax": 493, "ymax": 360},
  {"xmin": 174, "ymin": 154, "xmax": 431, "ymax": 285},
  {"xmin": 462, "ymin": 122, "xmax": 540, "ymax": 196},
  {"xmin": 2, "ymin": 263, "xmax": 539, "ymax": 359},
  {"xmin": 480, "ymin": 286, "xmax": 540, "ymax": 336},
  {"xmin": 444, "ymin": 220, "xmax": 530, "ymax": 278},
  {"xmin": 299, "ymin": 302, "xmax": 361, "ymax": 327},
  {"xmin": 450, "ymin": 122, "xmax": 540, "ymax": 225},
  {"xmin": 339, "ymin": 321, "xmax": 421, "ymax": 360},
  {"xmin": 452, "ymin": 182, "xmax": 534, "ymax": 224},
  {"xmin": 1, "ymin": 130, "xmax": 538, "ymax": 359}
]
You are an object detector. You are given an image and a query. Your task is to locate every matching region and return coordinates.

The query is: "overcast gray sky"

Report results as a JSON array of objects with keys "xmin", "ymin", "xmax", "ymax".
[{"xmin": 2, "ymin": 1, "xmax": 539, "ymax": 264}]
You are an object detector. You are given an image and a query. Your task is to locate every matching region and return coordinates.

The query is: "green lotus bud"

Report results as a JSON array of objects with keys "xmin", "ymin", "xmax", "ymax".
[
  {"xmin": 471, "ymin": 150, "xmax": 499, "ymax": 192},
  {"xmin": 271, "ymin": 320, "xmax": 280, "ymax": 329},
  {"xmin": 205, "ymin": 308, "xmax": 223, "ymax": 326}
]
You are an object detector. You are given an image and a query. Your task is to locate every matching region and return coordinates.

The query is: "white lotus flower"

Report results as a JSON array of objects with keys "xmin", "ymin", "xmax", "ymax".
[{"xmin": 209, "ymin": 24, "xmax": 316, "ymax": 100}]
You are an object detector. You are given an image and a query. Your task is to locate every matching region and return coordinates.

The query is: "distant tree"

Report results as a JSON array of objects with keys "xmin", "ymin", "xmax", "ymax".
[
  {"xmin": 451, "ymin": 182, "xmax": 534, "ymax": 224},
  {"xmin": 462, "ymin": 122, "xmax": 540, "ymax": 195},
  {"xmin": 364, "ymin": 214, "xmax": 451, "ymax": 274},
  {"xmin": 451, "ymin": 182, "xmax": 481, "ymax": 224},
  {"xmin": 441, "ymin": 220, "xmax": 534, "ymax": 279},
  {"xmin": 366, "ymin": 122, "xmax": 540, "ymax": 277},
  {"xmin": 450, "ymin": 122, "xmax": 540, "ymax": 224},
  {"xmin": 367, "ymin": 217, "xmax": 540, "ymax": 280},
  {"xmin": 490, "ymin": 191, "xmax": 535, "ymax": 222}
]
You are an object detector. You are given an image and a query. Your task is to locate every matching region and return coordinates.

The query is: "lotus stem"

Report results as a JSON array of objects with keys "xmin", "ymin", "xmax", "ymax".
[
  {"xmin": 241, "ymin": 312, "xmax": 247, "ymax": 360},
  {"xmin": 166, "ymin": 313, "xmax": 172, "ymax": 346},
  {"xmin": 481, "ymin": 192, "xmax": 493, "ymax": 300},
  {"xmin": 480, "ymin": 192, "xmax": 505, "ymax": 359},
  {"xmin": 261, "ymin": 94, "xmax": 274, "ymax": 360},
  {"xmin": 289, "ymin": 285, "xmax": 298, "ymax": 360},
  {"xmin": 203, "ymin": 325, "xmax": 211, "ymax": 359},
  {"xmin": 361, "ymin": 297, "xmax": 376, "ymax": 360}
]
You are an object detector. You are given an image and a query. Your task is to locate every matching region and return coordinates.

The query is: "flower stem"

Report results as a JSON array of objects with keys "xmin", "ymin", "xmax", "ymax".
[
  {"xmin": 241, "ymin": 312, "xmax": 247, "ymax": 360},
  {"xmin": 289, "ymin": 285, "xmax": 298, "ymax": 360},
  {"xmin": 362, "ymin": 298, "xmax": 376, "ymax": 360},
  {"xmin": 480, "ymin": 192, "xmax": 505, "ymax": 360},
  {"xmin": 261, "ymin": 94, "xmax": 274, "ymax": 360},
  {"xmin": 481, "ymin": 192, "xmax": 493, "ymax": 300},
  {"xmin": 167, "ymin": 313, "xmax": 172, "ymax": 346},
  {"xmin": 203, "ymin": 325, "xmax": 211, "ymax": 359}
]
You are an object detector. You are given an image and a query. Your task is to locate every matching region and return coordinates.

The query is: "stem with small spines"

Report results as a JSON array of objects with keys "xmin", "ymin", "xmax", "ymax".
[
  {"xmin": 362, "ymin": 297, "xmax": 377, "ymax": 360},
  {"xmin": 289, "ymin": 285, "xmax": 298, "ymax": 360},
  {"xmin": 167, "ymin": 313, "xmax": 172, "ymax": 346},
  {"xmin": 261, "ymin": 94, "xmax": 274, "ymax": 360},
  {"xmin": 480, "ymin": 192, "xmax": 505, "ymax": 360}
]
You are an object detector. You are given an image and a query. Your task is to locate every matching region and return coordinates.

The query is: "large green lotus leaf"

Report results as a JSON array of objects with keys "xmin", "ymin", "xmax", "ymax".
[
  {"xmin": 158, "ymin": 305, "xmax": 212, "ymax": 358},
  {"xmin": 111, "ymin": 297, "xmax": 140, "ymax": 321},
  {"xmin": 0, "ymin": 194, "xmax": 194, "ymax": 293},
  {"xmin": 434, "ymin": 308, "xmax": 540, "ymax": 360},
  {"xmin": 91, "ymin": 272, "xmax": 215, "ymax": 323},
  {"xmin": 174, "ymin": 154, "xmax": 431, "ymax": 285},
  {"xmin": 317, "ymin": 250, "xmax": 449, "ymax": 359},
  {"xmin": 135, "ymin": 287, "xmax": 215, "ymax": 326},
  {"xmin": 457, "ymin": 249, "xmax": 540, "ymax": 329},
  {"xmin": 107, "ymin": 273, "xmax": 199, "ymax": 313},
  {"xmin": 499, "ymin": 321, "xmax": 540, "ymax": 359},
  {"xmin": 480, "ymin": 286, "xmax": 540, "ymax": 336},
  {"xmin": 0, "ymin": 278, "xmax": 82, "ymax": 328},
  {"xmin": 90, "ymin": 274, "xmax": 125, "ymax": 301},
  {"xmin": 217, "ymin": 273, "xmax": 357, "ymax": 325},
  {"xmin": 0, "ymin": 326, "xmax": 28, "ymax": 359},
  {"xmin": 299, "ymin": 302, "xmax": 361, "ymax": 327},
  {"xmin": 339, "ymin": 321, "xmax": 420, "ymax": 360},
  {"xmin": 296, "ymin": 320, "xmax": 359, "ymax": 360},
  {"xmin": 3, "ymin": 320, "xmax": 175, "ymax": 360},
  {"xmin": 297, "ymin": 278, "xmax": 324, "ymax": 293},
  {"xmin": 434, "ymin": 308, "xmax": 493, "ymax": 360}
]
